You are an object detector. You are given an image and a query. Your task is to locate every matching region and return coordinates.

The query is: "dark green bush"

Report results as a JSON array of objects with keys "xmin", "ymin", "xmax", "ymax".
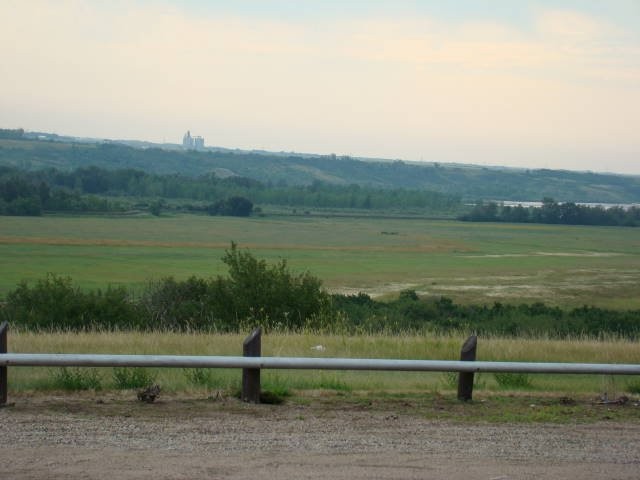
[
  {"xmin": 3, "ymin": 246, "xmax": 640, "ymax": 337},
  {"xmin": 4, "ymin": 274, "xmax": 139, "ymax": 330},
  {"xmin": 494, "ymin": 372, "xmax": 533, "ymax": 389},
  {"xmin": 140, "ymin": 275, "xmax": 211, "ymax": 330},
  {"xmin": 218, "ymin": 242, "xmax": 329, "ymax": 330}
]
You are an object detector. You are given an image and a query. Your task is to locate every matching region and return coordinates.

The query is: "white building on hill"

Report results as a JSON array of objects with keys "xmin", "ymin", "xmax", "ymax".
[{"xmin": 182, "ymin": 130, "xmax": 205, "ymax": 150}]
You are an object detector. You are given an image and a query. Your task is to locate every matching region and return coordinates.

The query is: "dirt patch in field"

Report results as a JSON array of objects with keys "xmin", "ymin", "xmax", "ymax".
[
  {"xmin": 2, "ymin": 393, "xmax": 639, "ymax": 479},
  {"xmin": 401, "ymin": 268, "xmax": 640, "ymax": 304},
  {"xmin": 328, "ymin": 283, "xmax": 420, "ymax": 298},
  {"xmin": 463, "ymin": 252, "xmax": 626, "ymax": 258},
  {"xmin": 0, "ymin": 236, "xmax": 470, "ymax": 253},
  {"xmin": 330, "ymin": 267, "xmax": 640, "ymax": 301}
]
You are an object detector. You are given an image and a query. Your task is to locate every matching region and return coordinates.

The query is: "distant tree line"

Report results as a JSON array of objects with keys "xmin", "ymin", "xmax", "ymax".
[
  {"xmin": 2, "ymin": 245, "xmax": 639, "ymax": 338},
  {"xmin": 0, "ymin": 165, "xmax": 461, "ymax": 216},
  {"xmin": 0, "ymin": 168, "xmax": 128, "ymax": 215},
  {"xmin": 0, "ymin": 128, "xmax": 25, "ymax": 140},
  {"xmin": 2, "ymin": 136, "xmax": 640, "ymax": 203},
  {"xmin": 460, "ymin": 197, "xmax": 640, "ymax": 227}
]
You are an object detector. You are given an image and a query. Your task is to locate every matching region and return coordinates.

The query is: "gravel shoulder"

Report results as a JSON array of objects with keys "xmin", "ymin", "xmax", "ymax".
[{"xmin": 2, "ymin": 392, "xmax": 640, "ymax": 479}]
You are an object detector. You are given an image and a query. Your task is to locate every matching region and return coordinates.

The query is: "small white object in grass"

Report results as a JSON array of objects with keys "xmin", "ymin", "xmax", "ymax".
[{"xmin": 311, "ymin": 345, "xmax": 326, "ymax": 352}]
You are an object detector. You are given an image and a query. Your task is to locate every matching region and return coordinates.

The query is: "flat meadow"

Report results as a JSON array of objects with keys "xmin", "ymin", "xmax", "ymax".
[{"xmin": 2, "ymin": 213, "xmax": 640, "ymax": 308}]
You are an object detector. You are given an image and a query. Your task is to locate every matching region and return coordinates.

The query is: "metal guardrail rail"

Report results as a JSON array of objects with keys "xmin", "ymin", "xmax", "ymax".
[
  {"xmin": 1, "ymin": 353, "xmax": 640, "ymax": 375},
  {"xmin": 0, "ymin": 326, "xmax": 638, "ymax": 404}
]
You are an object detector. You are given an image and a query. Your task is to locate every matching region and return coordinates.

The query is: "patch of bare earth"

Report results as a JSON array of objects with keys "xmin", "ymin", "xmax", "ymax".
[
  {"xmin": 0, "ymin": 236, "xmax": 469, "ymax": 253},
  {"xmin": 2, "ymin": 394, "xmax": 639, "ymax": 479}
]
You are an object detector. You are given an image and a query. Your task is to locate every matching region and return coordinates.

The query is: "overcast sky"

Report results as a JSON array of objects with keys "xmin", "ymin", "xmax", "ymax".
[{"xmin": 1, "ymin": 1, "xmax": 639, "ymax": 174}]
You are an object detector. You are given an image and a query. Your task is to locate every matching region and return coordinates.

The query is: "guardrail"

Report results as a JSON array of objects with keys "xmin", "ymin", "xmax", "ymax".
[
  {"xmin": 1, "ymin": 325, "xmax": 638, "ymax": 405},
  {"xmin": 4, "ymin": 353, "xmax": 640, "ymax": 374}
]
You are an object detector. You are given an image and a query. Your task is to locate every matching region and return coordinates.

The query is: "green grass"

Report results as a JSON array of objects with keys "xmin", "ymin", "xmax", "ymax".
[
  {"xmin": 494, "ymin": 372, "xmax": 534, "ymax": 390},
  {"xmin": 2, "ymin": 214, "xmax": 640, "ymax": 308},
  {"xmin": 51, "ymin": 367, "xmax": 103, "ymax": 391},
  {"xmin": 7, "ymin": 331, "xmax": 640, "ymax": 424},
  {"xmin": 626, "ymin": 379, "xmax": 640, "ymax": 394},
  {"xmin": 183, "ymin": 368, "xmax": 216, "ymax": 387},
  {"xmin": 112, "ymin": 368, "xmax": 156, "ymax": 389}
]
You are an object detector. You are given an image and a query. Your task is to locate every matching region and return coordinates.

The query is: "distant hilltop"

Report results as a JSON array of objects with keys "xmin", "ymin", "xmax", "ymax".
[{"xmin": 1, "ymin": 127, "xmax": 639, "ymax": 204}]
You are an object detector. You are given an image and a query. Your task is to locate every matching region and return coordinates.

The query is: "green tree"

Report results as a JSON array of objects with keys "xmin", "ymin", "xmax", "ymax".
[
  {"xmin": 218, "ymin": 242, "xmax": 329, "ymax": 329},
  {"xmin": 208, "ymin": 196, "xmax": 253, "ymax": 216},
  {"xmin": 149, "ymin": 199, "xmax": 164, "ymax": 216}
]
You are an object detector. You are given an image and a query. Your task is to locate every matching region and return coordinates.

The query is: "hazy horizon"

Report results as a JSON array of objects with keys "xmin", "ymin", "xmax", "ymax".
[
  {"xmin": 8, "ymin": 125, "xmax": 640, "ymax": 179},
  {"xmin": 1, "ymin": 1, "xmax": 639, "ymax": 175}
]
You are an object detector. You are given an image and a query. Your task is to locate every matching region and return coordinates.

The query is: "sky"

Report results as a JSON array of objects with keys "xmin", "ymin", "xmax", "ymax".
[{"xmin": 1, "ymin": 1, "xmax": 639, "ymax": 174}]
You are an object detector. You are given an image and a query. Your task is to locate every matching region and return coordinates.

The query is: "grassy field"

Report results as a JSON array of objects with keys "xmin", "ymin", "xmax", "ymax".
[
  {"xmin": 2, "ymin": 213, "xmax": 640, "ymax": 308},
  {"xmin": 7, "ymin": 331, "xmax": 640, "ymax": 400}
]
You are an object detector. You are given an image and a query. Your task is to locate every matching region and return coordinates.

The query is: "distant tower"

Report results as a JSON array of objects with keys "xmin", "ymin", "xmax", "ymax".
[
  {"xmin": 182, "ymin": 130, "xmax": 194, "ymax": 149},
  {"xmin": 183, "ymin": 130, "xmax": 205, "ymax": 150}
]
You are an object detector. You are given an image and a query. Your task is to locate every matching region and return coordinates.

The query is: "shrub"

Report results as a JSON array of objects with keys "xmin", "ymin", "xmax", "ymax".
[
  {"xmin": 208, "ymin": 196, "xmax": 253, "ymax": 216},
  {"xmin": 5, "ymin": 248, "xmax": 640, "ymax": 338},
  {"xmin": 217, "ymin": 242, "xmax": 329, "ymax": 330},
  {"xmin": 4, "ymin": 274, "xmax": 138, "ymax": 330},
  {"xmin": 140, "ymin": 276, "xmax": 211, "ymax": 330},
  {"xmin": 52, "ymin": 368, "xmax": 102, "ymax": 391},
  {"xmin": 184, "ymin": 368, "xmax": 212, "ymax": 386},
  {"xmin": 112, "ymin": 368, "xmax": 156, "ymax": 389},
  {"xmin": 494, "ymin": 372, "xmax": 533, "ymax": 389},
  {"xmin": 183, "ymin": 368, "xmax": 226, "ymax": 388}
]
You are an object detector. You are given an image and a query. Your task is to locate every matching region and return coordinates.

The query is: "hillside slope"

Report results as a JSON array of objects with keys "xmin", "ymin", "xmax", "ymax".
[{"xmin": 1, "ymin": 137, "xmax": 639, "ymax": 203}]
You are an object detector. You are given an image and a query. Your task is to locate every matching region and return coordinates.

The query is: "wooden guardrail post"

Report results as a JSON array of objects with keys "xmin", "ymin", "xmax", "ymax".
[
  {"xmin": 457, "ymin": 335, "xmax": 477, "ymax": 401},
  {"xmin": 0, "ymin": 321, "xmax": 7, "ymax": 405},
  {"xmin": 242, "ymin": 327, "xmax": 262, "ymax": 403}
]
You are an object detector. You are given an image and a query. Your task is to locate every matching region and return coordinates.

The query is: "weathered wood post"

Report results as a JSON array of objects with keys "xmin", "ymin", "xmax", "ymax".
[
  {"xmin": 457, "ymin": 335, "xmax": 477, "ymax": 401},
  {"xmin": 0, "ymin": 321, "xmax": 7, "ymax": 405},
  {"xmin": 242, "ymin": 327, "xmax": 262, "ymax": 403}
]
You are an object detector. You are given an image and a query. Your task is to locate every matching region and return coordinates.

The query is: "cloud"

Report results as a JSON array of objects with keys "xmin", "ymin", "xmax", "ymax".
[
  {"xmin": 536, "ymin": 9, "xmax": 613, "ymax": 40},
  {"xmin": 0, "ymin": 1, "xmax": 638, "ymax": 172},
  {"xmin": 342, "ymin": 12, "xmax": 639, "ymax": 82},
  {"xmin": 342, "ymin": 18, "xmax": 547, "ymax": 70}
]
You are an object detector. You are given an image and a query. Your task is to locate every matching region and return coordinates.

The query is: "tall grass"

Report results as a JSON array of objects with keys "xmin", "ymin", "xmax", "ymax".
[{"xmin": 7, "ymin": 330, "xmax": 640, "ymax": 395}]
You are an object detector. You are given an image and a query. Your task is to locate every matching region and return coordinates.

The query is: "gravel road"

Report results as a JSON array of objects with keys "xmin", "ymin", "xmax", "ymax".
[{"xmin": 1, "ymin": 393, "xmax": 639, "ymax": 479}]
